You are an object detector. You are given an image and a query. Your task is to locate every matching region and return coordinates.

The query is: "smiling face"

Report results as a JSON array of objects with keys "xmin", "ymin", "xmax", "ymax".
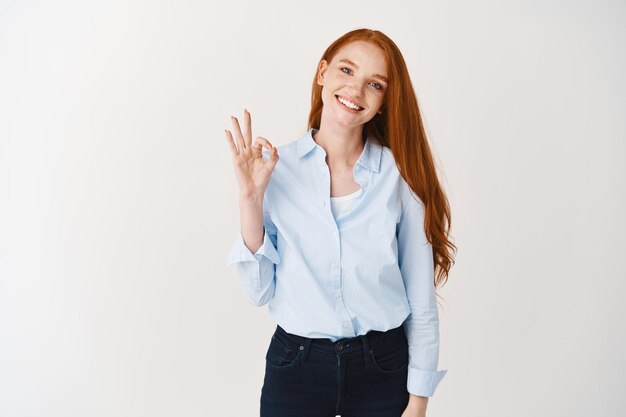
[{"xmin": 316, "ymin": 40, "xmax": 388, "ymax": 128}]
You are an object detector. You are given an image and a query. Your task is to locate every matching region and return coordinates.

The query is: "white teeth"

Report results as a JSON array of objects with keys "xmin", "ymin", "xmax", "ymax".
[{"xmin": 338, "ymin": 96, "xmax": 362, "ymax": 110}]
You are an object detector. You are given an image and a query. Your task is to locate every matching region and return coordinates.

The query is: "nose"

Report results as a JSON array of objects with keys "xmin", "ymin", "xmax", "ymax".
[{"xmin": 347, "ymin": 80, "xmax": 365, "ymax": 98}]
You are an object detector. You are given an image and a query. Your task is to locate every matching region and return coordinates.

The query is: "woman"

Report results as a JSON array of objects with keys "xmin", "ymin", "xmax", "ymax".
[{"xmin": 225, "ymin": 28, "xmax": 455, "ymax": 417}]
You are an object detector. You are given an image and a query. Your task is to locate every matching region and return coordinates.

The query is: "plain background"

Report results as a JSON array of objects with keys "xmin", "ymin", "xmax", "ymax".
[{"xmin": 1, "ymin": 0, "xmax": 625, "ymax": 416}]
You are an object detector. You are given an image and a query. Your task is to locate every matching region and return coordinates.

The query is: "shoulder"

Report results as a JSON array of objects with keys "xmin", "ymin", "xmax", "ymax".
[
  {"xmin": 377, "ymin": 145, "xmax": 424, "ymax": 209},
  {"xmin": 377, "ymin": 144, "xmax": 405, "ymax": 185}
]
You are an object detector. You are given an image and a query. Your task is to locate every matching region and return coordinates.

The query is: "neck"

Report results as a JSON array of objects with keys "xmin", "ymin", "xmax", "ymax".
[{"xmin": 312, "ymin": 119, "xmax": 365, "ymax": 169}]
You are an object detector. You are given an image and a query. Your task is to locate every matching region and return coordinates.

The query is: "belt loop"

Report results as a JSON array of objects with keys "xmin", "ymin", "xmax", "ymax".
[
  {"xmin": 301, "ymin": 337, "xmax": 312, "ymax": 362},
  {"xmin": 360, "ymin": 334, "xmax": 372, "ymax": 366}
]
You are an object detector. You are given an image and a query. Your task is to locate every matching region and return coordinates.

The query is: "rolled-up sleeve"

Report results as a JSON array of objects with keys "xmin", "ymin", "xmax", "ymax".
[
  {"xmin": 397, "ymin": 187, "xmax": 448, "ymax": 397},
  {"xmin": 225, "ymin": 198, "xmax": 280, "ymax": 306}
]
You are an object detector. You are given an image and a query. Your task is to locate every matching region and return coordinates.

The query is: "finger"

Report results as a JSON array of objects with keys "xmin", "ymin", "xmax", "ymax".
[
  {"xmin": 225, "ymin": 129, "xmax": 238, "ymax": 155},
  {"xmin": 256, "ymin": 137, "xmax": 279, "ymax": 164},
  {"xmin": 231, "ymin": 115, "xmax": 246, "ymax": 150},
  {"xmin": 253, "ymin": 136, "xmax": 274, "ymax": 152},
  {"xmin": 244, "ymin": 108, "xmax": 252, "ymax": 147}
]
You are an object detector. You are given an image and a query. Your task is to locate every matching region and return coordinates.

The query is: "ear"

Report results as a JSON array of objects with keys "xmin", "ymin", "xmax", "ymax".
[{"xmin": 316, "ymin": 59, "xmax": 328, "ymax": 86}]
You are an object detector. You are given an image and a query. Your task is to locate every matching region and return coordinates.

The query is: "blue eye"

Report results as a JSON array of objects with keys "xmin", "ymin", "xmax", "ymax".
[{"xmin": 341, "ymin": 67, "xmax": 384, "ymax": 91}]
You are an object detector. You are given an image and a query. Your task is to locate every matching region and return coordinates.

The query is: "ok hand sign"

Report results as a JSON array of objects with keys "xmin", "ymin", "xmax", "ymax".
[{"xmin": 225, "ymin": 109, "xmax": 279, "ymax": 199}]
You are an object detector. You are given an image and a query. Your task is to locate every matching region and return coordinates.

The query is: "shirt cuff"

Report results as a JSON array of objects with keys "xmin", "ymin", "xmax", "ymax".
[
  {"xmin": 407, "ymin": 365, "xmax": 448, "ymax": 397},
  {"xmin": 225, "ymin": 230, "xmax": 280, "ymax": 267}
]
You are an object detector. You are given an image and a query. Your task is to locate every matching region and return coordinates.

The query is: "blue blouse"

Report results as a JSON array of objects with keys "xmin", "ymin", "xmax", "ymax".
[{"xmin": 226, "ymin": 128, "xmax": 447, "ymax": 397}]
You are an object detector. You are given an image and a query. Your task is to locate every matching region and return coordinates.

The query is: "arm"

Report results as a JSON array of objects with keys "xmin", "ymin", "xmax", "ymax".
[
  {"xmin": 224, "ymin": 109, "xmax": 280, "ymax": 306},
  {"xmin": 225, "ymin": 194, "xmax": 280, "ymax": 306},
  {"xmin": 397, "ymin": 187, "xmax": 448, "ymax": 398}
]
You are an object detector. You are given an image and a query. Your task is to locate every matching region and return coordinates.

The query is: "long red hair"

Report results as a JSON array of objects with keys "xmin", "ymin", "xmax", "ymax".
[{"xmin": 308, "ymin": 29, "xmax": 456, "ymax": 300}]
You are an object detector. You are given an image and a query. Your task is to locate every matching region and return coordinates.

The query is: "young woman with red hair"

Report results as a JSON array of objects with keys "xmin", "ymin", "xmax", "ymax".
[{"xmin": 226, "ymin": 28, "xmax": 456, "ymax": 417}]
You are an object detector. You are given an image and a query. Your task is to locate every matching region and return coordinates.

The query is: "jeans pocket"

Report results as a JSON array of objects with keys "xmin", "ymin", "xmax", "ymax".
[
  {"xmin": 369, "ymin": 340, "xmax": 409, "ymax": 374},
  {"xmin": 265, "ymin": 333, "xmax": 302, "ymax": 369}
]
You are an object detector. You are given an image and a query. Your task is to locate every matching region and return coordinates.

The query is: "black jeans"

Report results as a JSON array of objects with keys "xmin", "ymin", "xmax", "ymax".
[{"xmin": 260, "ymin": 323, "xmax": 410, "ymax": 417}]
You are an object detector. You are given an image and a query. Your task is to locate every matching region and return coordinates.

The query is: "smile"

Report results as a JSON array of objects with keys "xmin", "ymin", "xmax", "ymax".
[{"xmin": 335, "ymin": 95, "xmax": 364, "ymax": 111}]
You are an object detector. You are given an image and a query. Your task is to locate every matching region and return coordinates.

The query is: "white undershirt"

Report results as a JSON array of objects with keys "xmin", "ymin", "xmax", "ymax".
[{"xmin": 329, "ymin": 188, "xmax": 362, "ymax": 219}]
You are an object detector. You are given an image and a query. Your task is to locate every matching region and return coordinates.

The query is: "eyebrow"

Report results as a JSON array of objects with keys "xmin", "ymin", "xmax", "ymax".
[{"xmin": 338, "ymin": 58, "xmax": 388, "ymax": 83}]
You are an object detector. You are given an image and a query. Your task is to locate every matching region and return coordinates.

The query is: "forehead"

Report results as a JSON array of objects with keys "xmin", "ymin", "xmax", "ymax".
[{"xmin": 330, "ymin": 41, "xmax": 388, "ymax": 75}]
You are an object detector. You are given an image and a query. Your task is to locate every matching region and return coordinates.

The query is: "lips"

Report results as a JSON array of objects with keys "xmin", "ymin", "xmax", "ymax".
[{"xmin": 335, "ymin": 94, "xmax": 364, "ymax": 111}]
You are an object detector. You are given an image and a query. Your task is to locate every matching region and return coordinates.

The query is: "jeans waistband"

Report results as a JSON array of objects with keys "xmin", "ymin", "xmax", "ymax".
[
  {"xmin": 276, "ymin": 325, "xmax": 404, "ymax": 364},
  {"xmin": 276, "ymin": 323, "xmax": 405, "ymax": 352}
]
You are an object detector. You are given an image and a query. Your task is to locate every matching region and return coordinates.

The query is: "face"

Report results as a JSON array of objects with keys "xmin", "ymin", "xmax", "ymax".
[{"xmin": 316, "ymin": 40, "xmax": 388, "ymax": 127}]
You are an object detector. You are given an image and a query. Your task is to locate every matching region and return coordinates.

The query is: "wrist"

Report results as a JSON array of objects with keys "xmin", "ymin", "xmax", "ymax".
[
  {"xmin": 239, "ymin": 193, "xmax": 263, "ymax": 205},
  {"xmin": 408, "ymin": 394, "xmax": 428, "ymax": 409}
]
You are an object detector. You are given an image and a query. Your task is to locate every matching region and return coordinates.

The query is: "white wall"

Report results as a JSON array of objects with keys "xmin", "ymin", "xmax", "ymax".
[{"xmin": 1, "ymin": 0, "xmax": 624, "ymax": 416}]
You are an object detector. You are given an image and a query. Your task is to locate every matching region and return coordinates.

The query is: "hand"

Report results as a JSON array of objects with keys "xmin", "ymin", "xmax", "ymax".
[
  {"xmin": 225, "ymin": 109, "xmax": 279, "ymax": 199},
  {"xmin": 401, "ymin": 394, "xmax": 428, "ymax": 417},
  {"xmin": 401, "ymin": 403, "xmax": 426, "ymax": 417}
]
